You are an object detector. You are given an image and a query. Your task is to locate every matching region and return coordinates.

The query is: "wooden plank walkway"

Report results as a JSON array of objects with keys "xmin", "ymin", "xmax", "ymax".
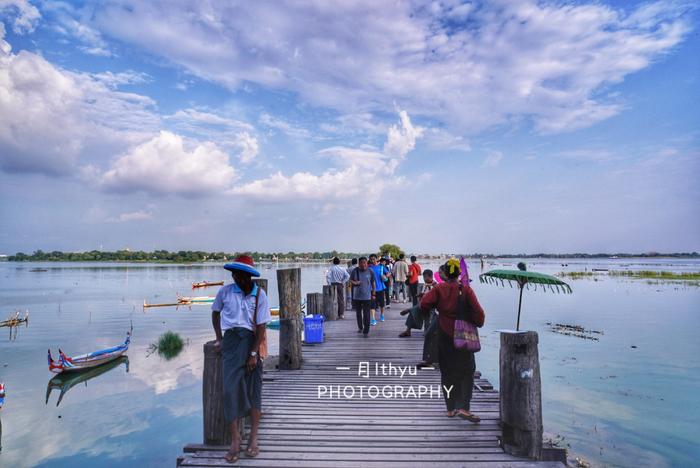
[{"xmin": 179, "ymin": 306, "xmax": 563, "ymax": 467}]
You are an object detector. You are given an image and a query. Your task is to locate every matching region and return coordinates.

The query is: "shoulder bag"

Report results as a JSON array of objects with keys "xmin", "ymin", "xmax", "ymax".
[{"xmin": 453, "ymin": 285, "xmax": 481, "ymax": 352}]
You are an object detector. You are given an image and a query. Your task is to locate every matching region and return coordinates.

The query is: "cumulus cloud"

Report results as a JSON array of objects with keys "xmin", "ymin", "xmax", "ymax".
[
  {"xmin": 0, "ymin": 0, "xmax": 40, "ymax": 33},
  {"xmin": 167, "ymin": 108, "xmax": 259, "ymax": 164},
  {"xmin": 100, "ymin": 131, "xmax": 237, "ymax": 197},
  {"xmin": 89, "ymin": 0, "xmax": 691, "ymax": 134},
  {"xmin": 0, "ymin": 26, "xmax": 158, "ymax": 175},
  {"xmin": 230, "ymin": 110, "xmax": 421, "ymax": 202}
]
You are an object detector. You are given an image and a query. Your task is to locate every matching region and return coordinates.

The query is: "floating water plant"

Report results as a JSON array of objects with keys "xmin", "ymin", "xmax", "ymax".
[{"xmin": 150, "ymin": 331, "xmax": 184, "ymax": 360}]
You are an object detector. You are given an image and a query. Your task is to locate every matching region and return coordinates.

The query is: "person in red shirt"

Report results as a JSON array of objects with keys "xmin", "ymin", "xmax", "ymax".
[
  {"xmin": 407, "ymin": 255, "xmax": 422, "ymax": 306},
  {"xmin": 419, "ymin": 258, "xmax": 485, "ymax": 422}
]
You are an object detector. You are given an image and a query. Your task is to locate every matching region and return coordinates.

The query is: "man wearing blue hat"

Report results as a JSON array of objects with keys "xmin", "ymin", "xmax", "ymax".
[{"xmin": 211, "ymin": 255, "xmax": 271, "ymax": 463}]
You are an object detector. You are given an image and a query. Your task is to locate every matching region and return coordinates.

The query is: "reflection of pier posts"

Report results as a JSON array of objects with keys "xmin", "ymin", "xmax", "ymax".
[{"xmin": 202, "ymin": 279, "xmax": 268, "ymax": 445}]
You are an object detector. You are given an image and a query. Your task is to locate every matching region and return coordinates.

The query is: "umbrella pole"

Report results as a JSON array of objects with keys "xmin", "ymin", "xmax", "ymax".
[{"xmin": 516, "ymin": 284, "xmax": 524, "ymax": 331}]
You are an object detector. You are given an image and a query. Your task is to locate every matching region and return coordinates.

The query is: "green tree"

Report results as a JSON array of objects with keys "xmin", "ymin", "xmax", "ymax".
[{"xmin": 379, "ymin": 243, "xmax": 404, "ymax": 259}]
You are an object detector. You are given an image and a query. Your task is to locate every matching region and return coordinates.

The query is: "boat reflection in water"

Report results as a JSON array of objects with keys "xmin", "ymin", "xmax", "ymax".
[{"xmin": 46, "ymin": 356, "xmax": 129, "ymax": 407}]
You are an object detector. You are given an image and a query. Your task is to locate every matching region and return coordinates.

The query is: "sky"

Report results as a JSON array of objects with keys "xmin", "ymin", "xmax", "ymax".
[{"xmin": 0, "ymin": 0, "xmax": 698, "ymax": 255}]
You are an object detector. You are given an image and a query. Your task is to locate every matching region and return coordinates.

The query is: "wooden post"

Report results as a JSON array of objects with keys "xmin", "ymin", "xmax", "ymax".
[
  {"xmin": 202, "ymin": 340, "xmax": 230, "ymax": 445},
  {"xmin": 202, "ymin": 278, "xmax": 267, "ymax": 446},
  {"xmin": 278, "ymin": 268, "xmax": 302, "ymax": 370},
  {"xmin": 499, "ymin": 331, "xmax": 543, "ymax": 459},
  {"xmin": 322, "ymin": 284, "xmax": 338, "ymax": 321},
  {"xmin": 307, "ymin": 292, "xmax": 323, "ymax": 315}
]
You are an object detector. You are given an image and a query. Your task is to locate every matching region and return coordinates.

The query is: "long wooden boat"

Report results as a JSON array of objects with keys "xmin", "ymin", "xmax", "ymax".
[
  {"xmin": 178, "ymin": 295, "xmax": 215, "ymax": 304},
  {"xmin": 0, "ymin": 311, "xmax": 29, "ymax": 328},
  {"xmin": 48, "ymin": 329, "xmax": 131, "ymax": 374},
  {"xmin": 192, "ymin": 281, "xmax": 224, "ymax": 289},
  {"xmin": 46, "ymin": 356, "xmax": 129, "ymax": 406}
]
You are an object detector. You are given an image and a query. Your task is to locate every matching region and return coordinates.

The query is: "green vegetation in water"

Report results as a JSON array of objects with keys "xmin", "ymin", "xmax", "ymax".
[
  {"xmin": 558, "ymin": 271, "xmax": 598, "ymax": 279},
  {"xmin": 150, "ymin": 331, "xmax": 184, "ymax": 360},
  {"xmin": 609, "ymin": 270, "xmax": 700, "ymax": 280}
]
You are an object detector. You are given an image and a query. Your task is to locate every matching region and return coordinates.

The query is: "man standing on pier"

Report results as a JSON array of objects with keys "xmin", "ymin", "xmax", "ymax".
[
  {"xmin": 392, "ymin": 254, "xmax": 409, "ymax": 302},
  {"xmin": 350, "ymin": 256, "xmax": 375, "ymax": 336},
  {"xmin": 211, "ymin": 255, "xmax": 271, "ymax": 463},
  {"xmin": 408, "ymin": 255, "xmax": 422, "ymax": 306},
  {"xmin": 326, "ymin": 256, "xmax": 350, "ymax": 319}
]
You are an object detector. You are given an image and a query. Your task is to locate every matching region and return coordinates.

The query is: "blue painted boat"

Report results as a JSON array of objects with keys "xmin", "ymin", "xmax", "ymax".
[{"xmin": 48, "ymin": 329, "xmax": 131, "ymax": 374}]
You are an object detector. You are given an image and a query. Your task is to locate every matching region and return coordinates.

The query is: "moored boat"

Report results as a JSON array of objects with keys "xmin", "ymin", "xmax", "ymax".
[
  {"xmin": 48, "ymin": 329, "xmax": 131, "ymax": 374},
  {"xmin": 177, "ymin": 295, "xmax": 215, "ymax": 304},
  {"xmin": 192, "ymin": 281, "xmax": 224, "ymax": 289},
  {"xmin": 0, "ymin": 311, "xmax": 29, "ymax": 328}
]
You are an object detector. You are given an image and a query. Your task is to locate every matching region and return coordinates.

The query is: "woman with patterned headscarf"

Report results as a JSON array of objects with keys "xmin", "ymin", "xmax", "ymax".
[{"xmin": 419, "ymin": 258, "xmax": 485, "ymax": 422}]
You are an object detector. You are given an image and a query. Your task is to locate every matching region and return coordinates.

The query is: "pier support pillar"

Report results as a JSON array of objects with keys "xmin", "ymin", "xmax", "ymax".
[
  {"xmin": 322, "ymin": 285, "xmax": 338, "ymax": 321},
  {"xmin": 278, "ymin": 268, "xmax": 303, "ymax": 370},
  {"xmin": 307, "ymin": 292, "xmax": 323, "ymax": 315},
  {"xmin": 499, "ymin": 331, "xmax": 543, "ymax": 459}
]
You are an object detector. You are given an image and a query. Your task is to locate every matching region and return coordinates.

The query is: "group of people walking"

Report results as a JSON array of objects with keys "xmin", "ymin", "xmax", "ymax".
[
  {"xmin": 326, "ymin": 253, "xmax": 423, "ymax": 337},
  {"xmin": 211, "ymin": 253, "xmax": 486, "ymax": 462}
]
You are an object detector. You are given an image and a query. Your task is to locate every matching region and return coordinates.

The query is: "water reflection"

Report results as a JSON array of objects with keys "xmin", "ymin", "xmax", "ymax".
[{"xmin": 46, "ymin": 357, "xmax": 130, "ymax": 407}]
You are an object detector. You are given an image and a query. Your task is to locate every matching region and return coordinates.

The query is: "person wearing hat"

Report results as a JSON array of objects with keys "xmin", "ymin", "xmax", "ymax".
[
  {"xmin": 419, "ymin": 258, "xmax": 485, "ymax": 422},
  {"xmin": 211, "ymin": 255, "xmax": 271, "ymax": 462}
]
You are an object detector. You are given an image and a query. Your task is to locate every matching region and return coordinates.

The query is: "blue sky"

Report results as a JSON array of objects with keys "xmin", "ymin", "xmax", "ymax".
[{"xmin": 0, "ymin": 0, "xmax": 698, "ymax": 254}]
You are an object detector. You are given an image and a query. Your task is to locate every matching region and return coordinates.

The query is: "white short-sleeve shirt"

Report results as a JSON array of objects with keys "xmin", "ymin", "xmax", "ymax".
[{"xmin": 212, "ymin": 283, "xmax": 271, "ymax": 332}]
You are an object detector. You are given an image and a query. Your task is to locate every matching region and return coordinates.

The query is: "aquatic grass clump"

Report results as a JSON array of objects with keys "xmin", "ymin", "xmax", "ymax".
[
  {"xmin": 558, "ymin": 271, "xmax": 597, "ymax": 279},
  {"xmin": 609, "ymin": 270, "xmax": 700, "ymax": 280},
  {"xmin": 151, "ymin": 331, "xmax": 184, "ymax": 360}
]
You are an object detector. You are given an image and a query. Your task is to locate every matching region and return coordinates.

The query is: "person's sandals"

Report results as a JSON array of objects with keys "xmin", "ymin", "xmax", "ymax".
[
  {"xmin": 245, "ymin": 445, "xmax": 260, "ymax": 458},
  {"xmin": 224, "ymin": 448, "xmax": 240, "ymax": 463},
  {"xmin": 398, "ymin": 330, "xmax": 411, "ymax": 338},
  {"xmin": 456, "ymin": 409, "xmax": 481, "ymax": 423},
  {"xmin": 446, "ymin": 410, "xmax": 456, "ymax": 417}
]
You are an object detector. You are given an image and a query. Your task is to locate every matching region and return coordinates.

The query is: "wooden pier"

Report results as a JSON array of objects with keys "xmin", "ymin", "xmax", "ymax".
[{"xmin": 178, "ymin": 300, "xmax": 564, "ymax": 466}]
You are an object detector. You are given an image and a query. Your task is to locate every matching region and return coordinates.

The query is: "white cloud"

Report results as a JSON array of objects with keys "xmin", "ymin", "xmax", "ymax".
[
  {"xmin": 92, "ymin": 70, "xmax": 151, "ymax": 88},
  {"xmin": 108, "ymin": 210, "xmax": 153, "ymax": 222},
  {"xmin": 43, "ymin": 1, "xmax": 113, "ymax": 56},
  {"xmin": 0, "ymin": 0, "xmax": 40, "ymax": 33},
  {"xmin": 0, "ymin": 26, "xmax": 159, "ymax": 175},
  {"xmin": 259, "ymin": 113, "xmax": 310, "ymax": 139},
  {"xmin": 235, "ymin": 131, "xmax": 259, "ymax": 164},
  {"xmin": 89, "ymin": 0, "xmax": 691, "ymax": 134},
  {"xmin": 230, "ymin": 110, "xmax": 420, "ymax": 202},
  {"xmin": 168, "ymin": 108, "xmax": 253, "ymax": 131},
  {"xmin": 100, "ymin": 131, "xmax": 237, "ymax": 197},
  {"xmin": 481, "ymin": 150, "xmax": 503, "ymax": 168},
  {"xmin": 167, "ymin": 108, "xmax": 259, "ymax": 163}
]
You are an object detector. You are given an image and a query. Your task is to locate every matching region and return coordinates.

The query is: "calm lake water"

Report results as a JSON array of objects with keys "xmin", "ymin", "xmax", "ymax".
[{"xmin": 0, "ymin": 259, "xmax": 698, "ymax": 467}]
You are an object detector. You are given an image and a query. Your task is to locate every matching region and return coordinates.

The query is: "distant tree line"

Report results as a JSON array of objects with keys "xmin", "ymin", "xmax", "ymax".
[
  {"xmin": 7, "ymin": 249, "xmax": 365, "ymax": 263},
  {"xmin": 7, "ymin": 249, "xmax": 698, "ymax": 263}
]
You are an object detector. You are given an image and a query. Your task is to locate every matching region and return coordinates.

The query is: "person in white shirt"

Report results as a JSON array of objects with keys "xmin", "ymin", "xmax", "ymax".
[
  {"xmin": 211, "ymin": 255, "xmax": 271, "ymax": 463},
  {"xmin": 326, "ymin": 256, "xmax": 350, "ymax": 318}
]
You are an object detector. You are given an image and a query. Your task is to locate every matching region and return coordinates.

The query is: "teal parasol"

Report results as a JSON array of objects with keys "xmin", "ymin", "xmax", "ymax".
[{"xmin": 479, "ymin": 263, "xmax": 572, "ymax": 331}]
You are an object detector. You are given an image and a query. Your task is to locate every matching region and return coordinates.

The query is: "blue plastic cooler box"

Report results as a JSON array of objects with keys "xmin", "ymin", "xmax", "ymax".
[{"xmin": 303, "ymin": 314, "xmax": 325, "ymax": 343}]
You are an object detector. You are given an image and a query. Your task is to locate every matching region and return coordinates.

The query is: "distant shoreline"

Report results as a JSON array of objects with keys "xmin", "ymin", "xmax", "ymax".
[{"xmin": 2, "ymin": 250, "xmax": 698, "ymax": 263}]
